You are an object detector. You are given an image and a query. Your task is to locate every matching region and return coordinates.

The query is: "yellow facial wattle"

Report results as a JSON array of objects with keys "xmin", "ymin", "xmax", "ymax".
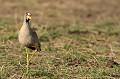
[{"xmin": 27, "ymin": 15, "xmax": 32, "ymax": 20}]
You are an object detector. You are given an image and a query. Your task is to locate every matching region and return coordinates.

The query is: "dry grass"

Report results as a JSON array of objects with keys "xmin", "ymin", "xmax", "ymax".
[{"xmin": 0, "ymin": 0, "xmax": 120, "ymax": 79}]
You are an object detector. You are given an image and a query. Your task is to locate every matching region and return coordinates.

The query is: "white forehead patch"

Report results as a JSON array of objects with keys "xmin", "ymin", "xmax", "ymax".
[{"xmin": 27, "ymin": 12, "xmax": 31, "ymax": 16}]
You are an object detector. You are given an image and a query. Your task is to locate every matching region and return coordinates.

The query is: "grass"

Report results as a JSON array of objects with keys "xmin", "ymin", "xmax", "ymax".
[{"xmin": 0, "ymin": 0, "xmax": 120, "ymax": 79}]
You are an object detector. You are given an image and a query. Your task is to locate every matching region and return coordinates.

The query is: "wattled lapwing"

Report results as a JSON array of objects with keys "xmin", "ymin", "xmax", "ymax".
[{"xmin": 19, "ymin": 12, "xmax": 41, "ymax": 74}]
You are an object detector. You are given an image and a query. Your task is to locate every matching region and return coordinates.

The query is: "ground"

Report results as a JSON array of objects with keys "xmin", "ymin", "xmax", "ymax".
[{"xmin": 0, "ymin": 0, "xmax": 120, "ymax": 79}]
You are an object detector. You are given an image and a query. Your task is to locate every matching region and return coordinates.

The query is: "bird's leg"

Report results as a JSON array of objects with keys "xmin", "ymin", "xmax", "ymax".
[
  {"xmin": 25, "ymin": 47, "xmax": 29, "ymax": 74},
  {"xmin": 29, "ymin": 49, "xmax": 37, "ymax": 62}
]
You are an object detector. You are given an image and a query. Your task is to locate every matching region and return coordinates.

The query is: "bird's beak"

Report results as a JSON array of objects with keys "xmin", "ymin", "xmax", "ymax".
[{"xmin": 27, "ymin": 15, "xmax": 32, "ymax": 20}]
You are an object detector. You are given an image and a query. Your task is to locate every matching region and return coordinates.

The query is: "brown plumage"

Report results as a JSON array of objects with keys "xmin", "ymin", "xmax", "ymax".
[{"xmin": 19, "ymin": 12, "xmax": 41, "ymax": 51}]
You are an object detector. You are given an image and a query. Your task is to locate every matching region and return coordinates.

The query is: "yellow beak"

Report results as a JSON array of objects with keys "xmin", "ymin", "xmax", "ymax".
[{"xmin": 27, "ymin": 15, "xmax": 32, "ymax": 20}]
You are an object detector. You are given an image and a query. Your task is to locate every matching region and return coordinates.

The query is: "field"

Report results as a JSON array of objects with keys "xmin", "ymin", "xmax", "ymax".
[{"xmin": 0, "ymin": 0, "xmax": 120, "ymax": 79}]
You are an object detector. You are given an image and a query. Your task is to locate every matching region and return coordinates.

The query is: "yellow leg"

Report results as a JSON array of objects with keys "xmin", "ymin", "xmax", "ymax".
[
  {"xmin": 29, "ymin": 50, "xmax": 37, "ymax": 62},
  {"xmin": 25, "ymin": 47, "xmax": 29, "ymax": 74}
]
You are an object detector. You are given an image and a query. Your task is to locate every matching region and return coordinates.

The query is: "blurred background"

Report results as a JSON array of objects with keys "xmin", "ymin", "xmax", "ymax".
[
  {"xmin": 0, "ymin": 0, "xmax": 120, "ymax": 78},
  {"xmin": 0, "ymin": 0, "xmax": 120, "ymax": 24}
]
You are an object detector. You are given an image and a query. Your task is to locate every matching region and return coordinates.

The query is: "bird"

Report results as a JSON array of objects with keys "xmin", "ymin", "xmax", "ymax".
[{"xmin": 18, "ymin": 12, "xmax": 41, "ymax": 74}]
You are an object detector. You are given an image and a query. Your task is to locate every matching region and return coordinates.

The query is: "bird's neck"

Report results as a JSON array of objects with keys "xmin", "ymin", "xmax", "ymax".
[
  {"xmin": 23, "ymin": 18, "xmax": 30, "ymax": 26},
  {"xmin": 23, "ymin": 15, "xmax": 30, "ymax": 27},
  {"xmin": 22, "ymin": 20, "xmax": 32, "ymax": 33},
  {"xmin": 24, "ymin": 20, "xmax": 29, "ymax": 24}
]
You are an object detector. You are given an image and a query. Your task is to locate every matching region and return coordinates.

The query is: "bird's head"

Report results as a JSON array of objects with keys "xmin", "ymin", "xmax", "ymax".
[{"xmin": 25, "ymin": 12, "xmax": 32, "ymax": 21}]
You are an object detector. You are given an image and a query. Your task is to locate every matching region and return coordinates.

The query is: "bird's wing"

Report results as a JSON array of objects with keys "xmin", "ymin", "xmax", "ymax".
[{"xmin": 31, "ymin": 29, "xmax": 41, "ymax": 49}]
